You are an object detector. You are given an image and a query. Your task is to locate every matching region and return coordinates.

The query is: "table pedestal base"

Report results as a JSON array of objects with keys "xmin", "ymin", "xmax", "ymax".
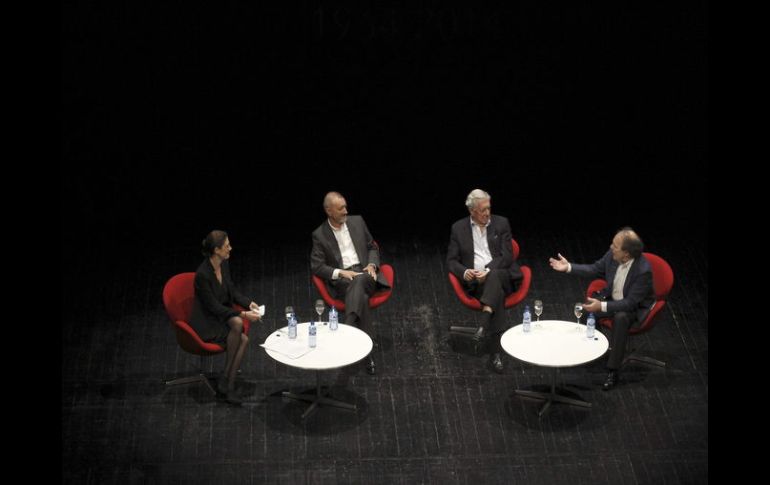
[
  {"xmin": 515, "ymin": 368, "xmax": 591, "ymax": 417},
  {"xmin": 282, "ymin": 371, "xmax": 356, "ymax": 419}
]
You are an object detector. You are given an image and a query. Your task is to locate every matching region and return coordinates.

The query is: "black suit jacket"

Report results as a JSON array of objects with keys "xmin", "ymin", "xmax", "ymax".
[
  {"xmin": 570, "ymin": 250, "xmax": 655, "ymax": 323},
  {"xmin": 447, "ymin": 215, "xmax": 523, "ymax": 286},
  {"xmin": 189, "ymin": 259, "xmax": 251, "ymax": 342},
  {"xmin": 311, "ymin": 215, "xmax": 391, "ymax": 289}
]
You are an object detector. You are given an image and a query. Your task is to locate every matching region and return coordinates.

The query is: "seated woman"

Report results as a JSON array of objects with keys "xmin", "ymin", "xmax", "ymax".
[{"xmin": 190, "ymin": 230, "xmax": 262, "ymax": 405}]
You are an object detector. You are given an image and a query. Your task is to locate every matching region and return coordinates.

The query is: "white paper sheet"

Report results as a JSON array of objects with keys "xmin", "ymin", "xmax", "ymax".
[{"xmin": 260, "ymin": 335, "xmax": 315, "ymax": 359}]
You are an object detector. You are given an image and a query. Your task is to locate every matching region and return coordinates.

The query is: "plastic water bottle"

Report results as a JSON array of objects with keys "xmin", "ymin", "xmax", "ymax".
[
  {"xmin": 523, "ymin": 305, "xmax": 532, "ymax": 333},
  {"xmin": 329, "ymin": 305, "xmax": 338, "ymax": 331},
  {"xmin": 288, "ymin": 314, "xmax": 297, "ymax": 339},
  {"xmin": 586, "ymin": 312, "xmax": 596, "ymax": 339},
  {"xmin": 308, "ymin": 320, "xmax": 317, "ymax": 348}
]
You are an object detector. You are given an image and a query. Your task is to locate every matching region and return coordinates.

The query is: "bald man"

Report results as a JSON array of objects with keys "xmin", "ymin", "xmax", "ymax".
[
  {"xmin": 549, "ymin": 227, "xmax": 655, "ymax": 390},
  {"xmin": 311, "ymin": 192, "xmax": 391, "ymax": 375}
]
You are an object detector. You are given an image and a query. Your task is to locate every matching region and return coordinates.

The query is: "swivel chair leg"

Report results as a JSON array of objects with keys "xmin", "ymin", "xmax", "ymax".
[
  {"xmin": 165, "ymin": 374, "xmax": 218, "ymax": 396},
  {"xmin": 624, "ymin": 355, "xmax": 666, "ymax": 367},
  {"xmin": 620, "ymin": 340, "xmax": 666, "ymax": 368}
]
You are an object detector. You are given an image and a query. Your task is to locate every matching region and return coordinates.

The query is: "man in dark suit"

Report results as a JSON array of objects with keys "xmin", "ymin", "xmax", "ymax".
[
  {"xmin": 549, "ymin": 227, "xmax": 655, "ymax": 390},
  {"xmin": 447, "ymin": 189, "xmax": 523, "ymax": 373},
  {"xmin": 311, "ymin": 191, "xmax": 391, "ymax": 375}
]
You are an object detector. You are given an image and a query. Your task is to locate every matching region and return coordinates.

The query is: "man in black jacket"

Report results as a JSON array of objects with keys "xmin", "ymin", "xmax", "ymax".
[
  {"xmin": 447, "ymin": 189, "xmax": 523, "ymax": 373},
  {"xmin": 549, "ymin": 227, "xmax": 655, "ymax": 390}
]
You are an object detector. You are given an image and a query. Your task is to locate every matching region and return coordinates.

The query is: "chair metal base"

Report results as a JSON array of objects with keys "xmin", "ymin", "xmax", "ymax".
[
  {"xmin": 515, "ymin": 368, "xmax": 591, "ymax": 417},
  {"xmin": 624, "ymin": 354, "xmax": 666, "ymax": 367},
  {"xmin": 165, "ymin": 373, "xmax": 217, "ymax": 396},
  {"xmin": 448, "ymin": 326, "xmax": 484, "ymax": 355},
  {"xmin": 449, "ymin": 325, "xmax": 478, "ymax": 335},
  {"xmin": 282, "ymin": 371, "xmax": 356, "ymax": 419},
  {"xmin": 622, "ymin": 341, "xmax": 666, "ymax": 368}
]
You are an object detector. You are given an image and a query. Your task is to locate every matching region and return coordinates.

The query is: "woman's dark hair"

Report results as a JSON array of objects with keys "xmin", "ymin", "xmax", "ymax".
[{"xmin": 202, "ymin": 230, "xmax": 228, "ymax": 257}]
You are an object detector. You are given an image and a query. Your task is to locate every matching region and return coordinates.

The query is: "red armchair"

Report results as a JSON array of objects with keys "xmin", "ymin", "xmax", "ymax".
[{"xmin": 162, "ymin": 272, "xmax": 251, "ymax": 395}]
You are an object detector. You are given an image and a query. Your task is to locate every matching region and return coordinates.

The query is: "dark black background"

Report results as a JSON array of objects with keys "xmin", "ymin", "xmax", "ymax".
[{"xmin": 62, "ymin": 2, "xmax": 707, "ymax": 254}]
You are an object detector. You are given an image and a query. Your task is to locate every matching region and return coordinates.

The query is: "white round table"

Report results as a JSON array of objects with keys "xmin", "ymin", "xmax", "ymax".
[
  {"xmin": 500, "ymin": 320, "xmax": 609, "ymax": 417},
  {"xmin": 262, "ymin": 322, "xmax": 372, "ymax": 419}
]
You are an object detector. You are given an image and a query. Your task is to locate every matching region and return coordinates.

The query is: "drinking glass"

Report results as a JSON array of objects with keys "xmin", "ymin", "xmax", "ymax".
[
  {"xmin": 314, "ymin": 299, "xmax": 325, "ymax": 322},
  {"xmin": 284, "ymin": 305, "xmax": 294, "ymax": 322},
  {"xmin": 573, "ymin": 302, "xmax": 583, "ymax": 329},
  {"xmin": 534, "ymin": 300, "xmax": 543, "ymax": 322}
]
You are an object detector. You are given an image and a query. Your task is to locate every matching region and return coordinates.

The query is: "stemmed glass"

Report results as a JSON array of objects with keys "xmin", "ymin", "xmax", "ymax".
[
  {"xmin": 314, "ymin": 299, "xmax": 325, "ymax": 323},
  {"xmin": 534, "ymin": 300, "xmax": 543, "ymax": 324},
  {"xmin": 573, "ymin": 302, "xmax": 583, "ymax": 330}
]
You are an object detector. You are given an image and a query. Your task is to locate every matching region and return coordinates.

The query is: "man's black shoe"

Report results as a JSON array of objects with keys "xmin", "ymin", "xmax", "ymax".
[
  {"xmin": 366, "ymin": 356, "xmax": 376, "ymax": 375},
  {"xmin": 491, "ymin": 353, "xmax": 504, "ymax": 374},
  {"xmin": 602, "ymin": 371, "xmax": 618, "ymax": 391}
]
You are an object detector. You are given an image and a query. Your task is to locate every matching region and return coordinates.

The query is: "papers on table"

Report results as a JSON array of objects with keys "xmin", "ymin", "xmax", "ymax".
[{"xmin": 260, "ymin": 334, "xmax": 315, "ymax": 359}]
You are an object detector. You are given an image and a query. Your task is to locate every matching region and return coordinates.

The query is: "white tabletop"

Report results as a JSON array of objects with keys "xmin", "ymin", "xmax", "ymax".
[
  {"xmin": 262, "ymin": 322, "xmax": 373, "ymax": 371},
  {"xmin": 500, "ymin": 320, "xmax": 608, "ymax": 368}
]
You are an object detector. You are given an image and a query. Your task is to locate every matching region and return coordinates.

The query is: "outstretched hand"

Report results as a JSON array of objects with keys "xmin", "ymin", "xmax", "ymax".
[{"xmin": 548, "ymin": 253, "xmax": 570, "ymax": 272}]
